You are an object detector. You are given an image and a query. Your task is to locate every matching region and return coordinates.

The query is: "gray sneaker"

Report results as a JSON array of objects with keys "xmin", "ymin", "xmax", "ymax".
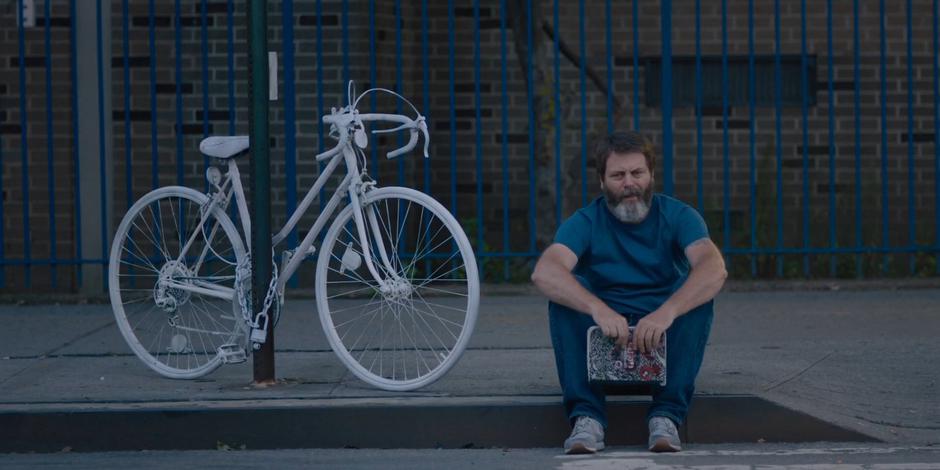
[
  {"xmin": 564, "ymin": 416, "xmax": 605, "ymax": 454},
  {"xmin": 648, "ymin": 416, "xmax": 681, "ymax": 452}
]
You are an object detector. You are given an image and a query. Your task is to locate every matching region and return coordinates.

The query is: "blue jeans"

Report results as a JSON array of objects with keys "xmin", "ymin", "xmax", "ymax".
[{"xmin": 548, "ymin": 277, "xmax": 713, "ymax": 429}]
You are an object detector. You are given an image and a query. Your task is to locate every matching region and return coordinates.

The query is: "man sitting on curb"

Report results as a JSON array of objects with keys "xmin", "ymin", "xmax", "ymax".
[{"xmin": 531, "ymin": 130, "xmax": 727, "ymax": 454}]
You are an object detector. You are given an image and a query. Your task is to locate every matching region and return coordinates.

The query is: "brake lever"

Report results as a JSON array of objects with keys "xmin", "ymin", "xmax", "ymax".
[{"xmin": 416, "ymin": 117, "xmax": 429, "ymax": 158}]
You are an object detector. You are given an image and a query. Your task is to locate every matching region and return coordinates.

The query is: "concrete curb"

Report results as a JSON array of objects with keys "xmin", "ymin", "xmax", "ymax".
[{"xmin": 1, "ymin": 395, "xmax": 877, "ymax": 453}]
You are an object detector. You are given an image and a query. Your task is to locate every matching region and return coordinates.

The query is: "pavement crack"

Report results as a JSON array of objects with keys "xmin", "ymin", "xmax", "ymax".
[
  {"xmin": 42, "ymin": 318, "xmax": 117, "ymax": 357},
  {"xmin": 763, "ymin": 350, "xmax": 835, "ymax": 392}
]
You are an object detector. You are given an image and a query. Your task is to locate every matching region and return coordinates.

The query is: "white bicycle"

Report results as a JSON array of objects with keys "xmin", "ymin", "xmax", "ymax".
[{"xmin": 108, "ymin": 83, "xmax": 480, "ymax": 391}]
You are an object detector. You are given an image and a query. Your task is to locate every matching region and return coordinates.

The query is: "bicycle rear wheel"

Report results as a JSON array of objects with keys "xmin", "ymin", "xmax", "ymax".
[
  {"xmin": 108, "ymin": 186, "xmax": 248, "ymax": 379},
  {"xmin": 315, "ymin": 186, "xmax": 479, "ymax": 391}
]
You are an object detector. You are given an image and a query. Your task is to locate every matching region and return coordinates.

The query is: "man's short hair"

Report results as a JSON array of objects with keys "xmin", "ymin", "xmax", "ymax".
[{"xmin": 594, "ymin": 131, "xmax": 657, "ymax": 178}]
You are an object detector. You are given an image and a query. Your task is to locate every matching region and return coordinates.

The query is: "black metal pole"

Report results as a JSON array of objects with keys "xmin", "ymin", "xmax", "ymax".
[{"xmin": 248, "ymin": 0, "xmax": 274, "ymax": 384}]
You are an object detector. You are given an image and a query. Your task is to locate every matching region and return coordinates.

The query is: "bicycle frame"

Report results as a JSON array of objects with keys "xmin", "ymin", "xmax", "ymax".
[{"xmin": 168, "ymin": 118, "xmax": 407, "ymax": 303}]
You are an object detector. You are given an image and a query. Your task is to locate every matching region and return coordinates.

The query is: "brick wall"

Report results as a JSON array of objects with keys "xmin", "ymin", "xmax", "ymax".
[{"xmin": 1, "ymin": 0, "xmax": 938, "ymax": 291}]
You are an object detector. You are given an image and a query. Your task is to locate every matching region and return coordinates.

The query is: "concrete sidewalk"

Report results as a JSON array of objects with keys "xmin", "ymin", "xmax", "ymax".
[{"xmin": 1, "ymin": 288, "xmax": 938, "ymax": 450}]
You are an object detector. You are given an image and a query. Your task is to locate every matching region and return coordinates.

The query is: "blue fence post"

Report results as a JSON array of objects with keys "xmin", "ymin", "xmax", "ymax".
[
  {"xmin": 553, "ymin": 0, "xmax": 561, "ymax": 227},
  {"xmin": 747, "ymin": 0, "xmax": 756, "ymax": 277},
  {"xmin": 122, "ymin": 0, "xmax": 131, "ymax": 212},
  {"xmin": 474, "ymin": 0, "xmax": 483, "ymax": 262},
  {"xmin": 854, "ymin": 0, "xmax": 863, "ymax": 277},
  {"xmin": 149, "ymin": 0, "xmax": 158, "ymax": 191},
  {"xmin": 774, "ymin": 0, "xmax": 783, "ymax": 277},
  {"xmin": 802, "ymin": 0, "xmax": 811, "ymax": 277},
  {"xmin": 526, "ymin": 0, "xmax": 535, "ymax": 253},
  {"xmin": 660, "ymin": 0, "xmax": 673, "ymax": 196},
  {"xmin": 633, "ymin": 0, "xmax": 640, "ymax": 131},
  {"xmin": 880, "ymin": 0, "xmax": 889, "ymax": 274},
  {"xmin": 449, "ymin": 0, "xmax": 457, "ymax": 215},
  {"xmin": 46, "ymin": 0, "xmax": 58, "ymax": 288},
  {"xmin": 695, "ymin": 0, "xmax": 703, "ymax": 213},
  {"xmin": 70, "ymin": 0, "xmax": 81, "ymax": 288},
  {"xmin": 17, "ymin": 0, "xmax": 32, "ymax": 287},
  {"xmin": 721, "ymin": 0, "xmax": 730, "ymax": 270},
  {"xmin": 906, "ymin": 0, "xmax": 916, "ymax": 274},
  {"xmin": 605, "ymin": 0, "xmax": 613, "ymax": 134},
  {"xmin": 96, "ymin": 0, "xmax": 108, "ymax": 288},
  {"xmin": 827, "ymin": 0, "xmax": 836, "ymax": 277},
  {"xmin": 579, "ymin": 0, "xmax": 588, "ymax": 206},
  {"xmin": 174, "ymin": 0, "xmax": 183, "ymax": 187},
  {"xmin": 935, "ymin": 0, "xmax": 940, "ymax": 274},
  {"xmin": 501, "ymin": 0, "xmax": 510, "ymax": 279}
]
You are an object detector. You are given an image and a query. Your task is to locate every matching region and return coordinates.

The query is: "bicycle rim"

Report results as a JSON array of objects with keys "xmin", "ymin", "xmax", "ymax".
[
  {"xmin": 108, "ymin": 186, "xmax": 247, "ymax": 379},
  {"xmin": 315, "ymin": 187, "xmax": 479, "ymax": 391}
]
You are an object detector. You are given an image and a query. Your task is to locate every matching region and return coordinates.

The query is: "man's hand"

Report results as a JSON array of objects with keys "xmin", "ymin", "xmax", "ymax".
[
  {"xmin": 591, "ymin": 306, "xmax": 630, "ymax": 348},
  {"xmin": 633, "ymin": 308, "xmax": 675, "ymax": 354}
]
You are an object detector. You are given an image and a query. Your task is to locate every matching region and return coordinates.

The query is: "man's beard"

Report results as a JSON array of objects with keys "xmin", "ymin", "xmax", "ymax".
[{"xmin": 604, "ymin": 184, "xmax": 653, "ymax": 224}]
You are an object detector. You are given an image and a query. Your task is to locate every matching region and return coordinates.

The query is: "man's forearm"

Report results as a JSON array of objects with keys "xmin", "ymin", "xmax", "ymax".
[
  {"xmin": 531, "ymin": 265, "xmax": 605, "ymax": 317},
  {"xmin": 657, "ymin": 256, "xmax": 727, "ymax": 320}
]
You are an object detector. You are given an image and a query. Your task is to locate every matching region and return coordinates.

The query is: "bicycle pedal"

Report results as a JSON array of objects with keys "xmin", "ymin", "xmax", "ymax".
[{"xmin": 218, "ymin": 344, "xmax": 247, "ymax": 364}]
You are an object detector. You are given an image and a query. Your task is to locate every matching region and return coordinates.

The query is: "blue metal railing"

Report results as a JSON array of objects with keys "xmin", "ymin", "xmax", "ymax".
[{"xmin": 3, "ymin": 0, "xmax": 940, "ymax": 291}]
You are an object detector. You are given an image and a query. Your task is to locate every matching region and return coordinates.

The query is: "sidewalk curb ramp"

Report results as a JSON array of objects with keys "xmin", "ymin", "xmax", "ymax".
[{"xmin": 2, "ymin": 395, "xmax": 877, "ymax": 453}]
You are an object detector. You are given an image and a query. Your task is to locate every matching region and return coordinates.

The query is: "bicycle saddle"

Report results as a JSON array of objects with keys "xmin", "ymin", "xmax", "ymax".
[{"xmin": 199, "ymin": 136, "xmax": 250, "ymax": 159}]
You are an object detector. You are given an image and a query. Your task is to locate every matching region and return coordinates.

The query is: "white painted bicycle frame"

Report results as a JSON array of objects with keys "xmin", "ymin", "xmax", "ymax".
[{"xmin": 165, "ymin": 108, "xmax": 426, "ymax": 303}]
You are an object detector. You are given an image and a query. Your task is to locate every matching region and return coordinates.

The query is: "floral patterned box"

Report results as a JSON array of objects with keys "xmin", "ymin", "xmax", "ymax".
[{"xmin": 586, "ymin": 326, "xmax": 666, "ymax": 386}]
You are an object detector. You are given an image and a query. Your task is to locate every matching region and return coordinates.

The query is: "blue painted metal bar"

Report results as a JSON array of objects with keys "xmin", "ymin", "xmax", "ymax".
[
  {"xmin": 0, "ymin": 87, "xmax": 3, "ymax": 286},
  {"xmin": 906, "ymin": 0, "xmax": 916, "ymax": 274},
  {"xmin": 854, "ymin": 0, "xmax": 862, "ymax": 277},
  {"xmin": 284, "ymin": 0, "xmax": 298, "ymax": 263},
  {"xmin": 474, "ymin": 0, "xmax": 483, "ymax": 256},
  {"xmin": 554, "ymin": 0, "xmax": 561, "ymax": 226},
  {"xmin": 149, "ymin": 0, "xmax": 158, "ymax": 191},
  {"xmin": 449, "ymin": 0, "xmax": 457, "ymax": 214},
  {"xmin": 123, "ymin": 0, "xmax": 132, "ymax": 212},
  {"xmin": 501, "ymin": 0, "xmax": 510, "ymax": 279},
  {"xmin": 396, "ymin": 0, "xmax": 404, "ymax": 188},
  {"xmin": 721, "ymin": 0, "xmax": 730, "ymax": 265},
  {"xmin": 880, "ymin": 0, "xmax": 888, "ymax": 274},
  {"xmin": 422, "ymin": 0, "xmax": 430, "ymax": 198},
  {"xmin": 695, "ymin": 0, "xmax": 703, "ymax": 213},
  {"xmin": 342, "ymin": 0, "xmax": 349, "ymax": 90},
  {"xmin": 661, "ymin": 0, "xmax": 673, "ymax": 196},
  {"xmin": 70, "ymin": 0, "xmax": 81, "ymax": 287},
  {"xmin": 174, "ymin": 0, "xmax": 183, "ymax": 187},
  {"xmin": 228, "ymin": 0, "xmax": 235, "ymax": 133},
  {"xmin": 774, "ymin": 0, "xmax": 783, "ymax": 277},
  {"xmin": 96, "ymin": 0, "xmax": 108, "ymax": 279},
  {"xmin": 605, "ymin": 0, "xmax": 613, "ymax": 133},
  {"xmin": 0, "ymin": 258, "xmax": 108, "ymax": 266},
  {"xmin": 632, "ymin": 0, "xmax": 640, "ymax": 131},
  {"xmin": 527, "ymin": 0, "xmax": 536, "ymax": 252},
  {"xmin": 201, "ymin": 0, "xmax": 210, "ymax": 191},
  {"xmin": 723, "ymin": 247, "xmax": 940, "ymax": 255},
  {"xmin": 317, "ymin": 0, "xmax": 326, "ymax": 211},
  {"xmin": 935, "ymin": 0, "xmax": 939, "ymax": 274},
  {"xmin": 422, "ymin": 0, "xmax": 432, "ymax": 277},
  {"xmin": 802, "ymin": 0, "xmax": 811, "ymax": 277},
  {"xmin": 827, "ymin": 0, "xmax": 836, "ymax": 277},
  {"xmin": 368, "ymin": 0, "xmax": 377, "ymax": 171},
  {"xmin": 46, "ymin": 0, "xmax": 58, "ymax": 287},
  {"xmin": 579, "ymin": 0, "xmax": 587, "ymax": 205},
  {"xmin": 748, "ymin": 0, "xmax": 756, "ymax": 277},
  {"xmin": 17, "ymin": 0, "xmax": 32, "ymax": 286}
]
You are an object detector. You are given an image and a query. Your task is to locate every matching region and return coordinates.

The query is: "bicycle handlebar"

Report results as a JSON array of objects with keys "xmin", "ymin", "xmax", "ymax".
[{"xmin": 317, "ymin": 89, "xmax": 430, "ymax": 163}]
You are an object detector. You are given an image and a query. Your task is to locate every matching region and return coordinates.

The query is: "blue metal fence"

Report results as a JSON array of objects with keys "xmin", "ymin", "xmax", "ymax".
[{"xmin": 2, "ymin": 0, "xmax": 940, "ymax": 292}]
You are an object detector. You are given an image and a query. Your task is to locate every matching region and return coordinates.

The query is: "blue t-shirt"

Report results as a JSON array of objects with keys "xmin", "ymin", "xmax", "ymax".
[{"xmin": 553, "ymin": 193, "xmax": 709, "ymax": 315}]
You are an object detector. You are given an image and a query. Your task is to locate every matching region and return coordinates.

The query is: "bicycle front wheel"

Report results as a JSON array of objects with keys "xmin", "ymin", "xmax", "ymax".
[
  {"xmin": 109, "ymin": 186, "xmax": 248, "ymax": 379},
  {"xmin": 315, "ymin": 187, "xmax": 479, "ymax": 391}
]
